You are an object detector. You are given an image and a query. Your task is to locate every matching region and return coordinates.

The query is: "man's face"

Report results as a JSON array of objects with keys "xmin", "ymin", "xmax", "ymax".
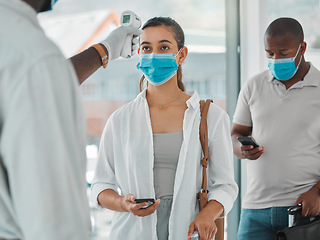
[{"xmin": 264, "ymin": 33, "xmax": 303, "ymax": 65}]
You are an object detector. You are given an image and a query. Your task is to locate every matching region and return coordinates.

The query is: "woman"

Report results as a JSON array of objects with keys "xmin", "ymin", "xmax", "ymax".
[{"xmin": 91, "ymin": 17, "xmax": 238, "ymax": 240}]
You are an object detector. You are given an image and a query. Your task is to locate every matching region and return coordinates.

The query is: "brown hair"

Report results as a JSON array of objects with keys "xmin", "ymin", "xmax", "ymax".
[{"xmin": 138, "ymin": 17, "xmax": 185, "ymax": 92}]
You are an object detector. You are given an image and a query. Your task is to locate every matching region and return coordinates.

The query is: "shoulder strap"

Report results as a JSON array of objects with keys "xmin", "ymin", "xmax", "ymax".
[
  {"xmin": 199, "ymin": 99, "xmax": 213, "ymax": 192},
  {"xmin": 200, "ymin": 100, "xmax": 225, "ymax": 240}
]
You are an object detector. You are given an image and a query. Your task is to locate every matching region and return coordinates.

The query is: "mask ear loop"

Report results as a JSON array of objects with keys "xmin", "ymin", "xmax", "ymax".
[
  {"xmin": 294, "ymin": 44, "xmax": 303, "ymax": 68},
  {"xmin": 175, "ymin": 47, "xmax": 184, "ymax": 67},
  {"xmin": 294, "ymin": 44, "xmax": 302, "ymax": 59},
  {"xmin": 290, "ymin": 44, "xmax": 303, "ymax": 78},
  {"xmin": 175, "ymin": 48, "xmax": 182, "ymax": 57}
]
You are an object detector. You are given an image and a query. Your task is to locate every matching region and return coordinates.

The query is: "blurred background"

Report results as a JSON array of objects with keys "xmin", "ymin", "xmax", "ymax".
[{"xmin": 38, "ymin": 0, "xmax": 320, "ymax": 239}]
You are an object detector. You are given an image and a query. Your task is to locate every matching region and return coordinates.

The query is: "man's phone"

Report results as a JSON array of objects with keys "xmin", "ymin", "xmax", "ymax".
[
  {"xmin": 237, "ymin": 136, "xmax": 259, "ymax": 148},
  {"xmin": 134, "ymin": 198, "xmax": 155, "ymax": 208}
]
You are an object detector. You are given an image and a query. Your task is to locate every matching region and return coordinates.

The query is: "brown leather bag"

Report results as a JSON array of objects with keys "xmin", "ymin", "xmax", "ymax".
[{"xmin": 199, "ymin": 100, "xmax": 224, "ymax": 240}]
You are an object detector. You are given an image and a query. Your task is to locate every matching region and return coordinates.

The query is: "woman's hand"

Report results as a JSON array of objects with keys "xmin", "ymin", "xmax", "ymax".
[
  {"xmin": 121, "ymin": 194, "xmax": 160, "ymax": 217},
  {"xmin": 187, "ymin": 214, "xmax": 217, "ymax": 240},
  {"xmin": 187, "ymin": 200, "xmax": 224, "ymax": 240}
]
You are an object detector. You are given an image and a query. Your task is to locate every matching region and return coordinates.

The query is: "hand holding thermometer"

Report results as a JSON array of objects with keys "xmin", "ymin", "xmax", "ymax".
[{"xmin": 120, "ymin": 10, "xmax": 142, "ymax": 58}]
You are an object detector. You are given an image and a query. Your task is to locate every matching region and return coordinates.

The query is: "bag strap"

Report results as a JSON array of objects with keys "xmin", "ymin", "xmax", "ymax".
[{"xmin": 199, "ymin": 99, "xmax": 213, "ymax": 192}]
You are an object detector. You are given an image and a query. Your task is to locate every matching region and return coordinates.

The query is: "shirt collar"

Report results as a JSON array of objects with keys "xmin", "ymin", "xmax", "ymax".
[
  {"xmin": 185, "ymin": 91, "xmax": 201, "ymax": 109},
  {"xmin": 138, "ymin": 89, "xmax": 202, "ymax": 109}
]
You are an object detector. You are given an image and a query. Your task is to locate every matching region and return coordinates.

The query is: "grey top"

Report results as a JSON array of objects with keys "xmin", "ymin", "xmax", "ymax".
[{"xmin": 153, "ymin": 131, "xmax": 183, "ymax": 199}]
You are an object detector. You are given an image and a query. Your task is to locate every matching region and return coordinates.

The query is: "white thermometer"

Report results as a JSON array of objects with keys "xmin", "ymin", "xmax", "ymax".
[{"xmin": 120, "ymin": 10, "xmax": 141, "ymax": 58}]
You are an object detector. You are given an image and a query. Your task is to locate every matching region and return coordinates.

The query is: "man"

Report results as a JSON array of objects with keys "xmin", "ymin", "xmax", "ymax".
[
  {"xmin": 232, "ymin": 17, "xmax": 320, "ymax": 240},
  {"xmin": 0, "ymin": 0, "xmax": 141, "ymax": 239}
]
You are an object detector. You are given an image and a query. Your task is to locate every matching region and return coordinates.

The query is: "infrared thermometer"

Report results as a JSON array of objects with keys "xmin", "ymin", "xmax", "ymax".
[{"xmin": 120, "ymin": 10, "xmax": 142, "ymax": 58}]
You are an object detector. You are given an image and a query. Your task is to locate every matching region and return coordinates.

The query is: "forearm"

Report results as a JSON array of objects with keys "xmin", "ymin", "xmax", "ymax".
[
  {"xmin": 200, "ymin": 200, "xmax": 224, "ymax": 221},
  {"xmin": 70, "ymin": 47, "xmax": 104, "ymax": 85},
  {"xmin": 97, "ymin": 189, "xmax": 127, "ymax": 212},
  {"xmin": 70, "ymin": 25, "xmax": 142, "ymax": 85}
]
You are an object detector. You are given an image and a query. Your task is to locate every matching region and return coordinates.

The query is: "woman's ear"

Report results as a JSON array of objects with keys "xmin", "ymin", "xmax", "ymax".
[{"xmin": 177, "ymin": 46, "xmax": 188, "ymax": 65}]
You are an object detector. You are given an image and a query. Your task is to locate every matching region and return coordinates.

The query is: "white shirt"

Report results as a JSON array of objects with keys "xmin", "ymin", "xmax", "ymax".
[
  {"xmin": 92, "ymin": 90, "xmax": 238, "ymax": 240},
  {"xmin": 233, "ymin": 64, "xmax": 320, "ymax": 209},
  {"xmin": 0, "ymin": 0, "xmax": 91, "ymax": 239}
]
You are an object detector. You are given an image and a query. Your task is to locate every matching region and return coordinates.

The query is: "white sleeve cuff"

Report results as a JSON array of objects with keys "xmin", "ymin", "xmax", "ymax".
[
  {"xmin": 91, "ymin": 183, "xmax": 118, "ymax": 209},
  {"xmin": 208, "ymin": 188, "xmax": 238, "ymax": 217}
]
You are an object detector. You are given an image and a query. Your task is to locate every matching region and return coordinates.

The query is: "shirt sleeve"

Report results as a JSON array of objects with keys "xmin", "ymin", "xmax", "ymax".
[
  {"xmin": 233, "ymin": 80, "xmax": 253, "ymax": 126},
  {"xmin": 206, "ymin": 104, "xmax": 239, "ymax": 216},
  {"xmin": 91, "ymin": 115, "xmax": 119, "ymax": 208},
  {"xmin": 1, "ymin": 54, "xmax": 91, "ymax": 240}
]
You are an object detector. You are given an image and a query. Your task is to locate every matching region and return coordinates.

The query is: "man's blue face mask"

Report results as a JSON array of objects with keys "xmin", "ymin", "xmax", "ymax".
[
  {"xmin": 267, "ymin": 44, "xmax": 302, "ymax": 81},
  {"xmin": 136, "ymin": 50, "xmax": 180, "ymax": 86},
  {"xmin": 41, "ymin": 0, "xmax": 59, "ymax": 12}
]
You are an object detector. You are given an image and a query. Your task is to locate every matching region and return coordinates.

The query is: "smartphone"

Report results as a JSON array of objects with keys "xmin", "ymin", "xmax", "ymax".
[
  {"xmin": 134, "ymin": 198, "xmax": 155, "ymax": 208},
  {"xmin": 237, "ymin": 136, "xmax": 259, "ymax": 148}
]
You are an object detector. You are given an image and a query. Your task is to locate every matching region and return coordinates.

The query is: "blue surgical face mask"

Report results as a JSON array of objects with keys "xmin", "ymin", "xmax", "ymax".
[
  {"xmin": 267, "ymin": 44, "xmax": 302, "ymax": 81},
  {"xmin": 136, "ymin": 50, "xmax": 180, "ymax": 86},
  {"xmin": 41, "ymin": 0, "xmax": 59, "ymax": 12}
]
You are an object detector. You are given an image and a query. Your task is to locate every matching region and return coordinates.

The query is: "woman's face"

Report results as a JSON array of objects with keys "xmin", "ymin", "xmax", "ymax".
[{"xmin": 139, "ymin": 25, "xmax": 180, "ymax": 55}]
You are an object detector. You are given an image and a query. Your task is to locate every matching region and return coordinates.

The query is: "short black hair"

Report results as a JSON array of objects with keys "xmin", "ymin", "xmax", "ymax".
[{"xmin": 265, "ymin": 17, "xmax": 304, "ymax": 43}]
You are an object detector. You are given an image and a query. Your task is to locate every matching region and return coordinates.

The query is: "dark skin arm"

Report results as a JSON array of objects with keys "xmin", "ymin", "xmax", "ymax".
[
  {"xmin": 70, "ymin": 46, "xmax": 107, "ymax": 85},
  {"xmin": 231, "ymin": 123, "xmax": 265, "ymax": 160}
]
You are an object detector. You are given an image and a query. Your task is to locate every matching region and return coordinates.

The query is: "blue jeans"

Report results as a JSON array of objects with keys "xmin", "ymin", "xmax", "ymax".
[{"xmin": 238, "ymin": 207, "xmax": 289, "ymax": 240}]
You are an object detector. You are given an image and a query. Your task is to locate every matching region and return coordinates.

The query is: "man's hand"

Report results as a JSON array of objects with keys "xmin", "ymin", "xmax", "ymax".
[
  {"xmin": 295, "ymin": 186, "xmax": 320, "ymax": 217},
  {"xmin": 100, "ymin": 26, "xmax": 143, "ymax": 60},
  {"xmin": 121, "ymin": 194, "xmax": 160, "ymax": 217},
  {"xmin": 231, "ymin": 124, "xmax": 264, "ymax": 160},
  {"xmin": 240, "ymin": 145, "xmax": 265, "ymax": 160}
]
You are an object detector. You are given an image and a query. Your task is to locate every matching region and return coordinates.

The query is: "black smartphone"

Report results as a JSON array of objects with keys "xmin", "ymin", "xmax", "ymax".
[
  {"xmin": 237, "ymin": 136, "xmax": 259, "ymax": 148},
  {"xmin": 134, "ymin": 198, "xmax": 155, "ymax": 208}
]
